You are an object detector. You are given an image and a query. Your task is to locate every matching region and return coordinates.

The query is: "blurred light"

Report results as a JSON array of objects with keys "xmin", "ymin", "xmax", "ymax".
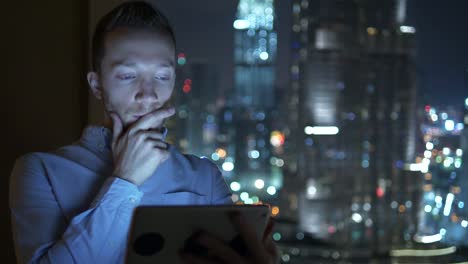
[
  {"xmin": 270, "ymin": 131, "xmax": 285, "ymax": 147},
  {"xmin": 455, "ymin": 159, "xmax": 461, "ymax": 168},
  {"xmin": 177, "ymin": 53, "xmax": 186, "ymax": 65},
  {"xmin": 222, "ymin": 161, "xmax": 234, "ymax": 171},
  {"xmin": 443, "ymin": 148, "xmax": 450, "ymax": 155},
  {"xmin": 249, "ymin": 150, "xmax": 260, "ymax": 159},
  {"xmin": 365, "ymin": 219, "xmax": 373, "ymax": 227},
  {"xmin": 413, "ymin": 234, "xmax": 442, "ymax": 243},
  {"xmin": 259, "ymin": 51, "xmax": 269, "ymax": 60},
  {"xmin": 462, "ymin": 220, "xmax": 468, "ymax": 228},
  {"xmin": 391, "ymin": 246, "xmax": 456, "ymax": 257},
  {"xmin": 304, "ymin": 126, "xmax": 339, "ymax": 135},
  {"xmin": 466, "ymin": 98, "xmax": 468, "ymax": 106},
  {"xmin": 424, "ymin": 205, "xmax": 432, "ymax": 213},
  {"xmin": 254, "ymin": 179, "xmax": 265, "ymax": 189},
  {"xmin": 233, "ymin": 19, "xmax": 250, "ymax": 30},
  {"xmin": 271, "ymin": 206, "xmax": 280, "ymax": 216},
  {"xmin": 240, "ymin": 192, "xmax": 249, "ymax": 201},
  {"xmin": 400, "ymin": 25, "xmax": 416, "ymax": 33},
  {"xmin": 272, "ymin": 232, "xmax": 281, "ymax": 241},
  {"xmin": 230, "ymin": 181, "xmax": 241, "ymax": 192},
  {"xmin": 441, "ymin": 112, "xmax": 448, "ymax": 120},
  {"xmin": 408, "ymin": 163, "xmax": 427, "ymax": 172},
  {"xmin": 281, "ymin": 254, "xmax": 290, "ymax": 262},
  {"xmin": 216, "ymin": 148, "xmax": 227, "ymax": 159},
  {"xmin": 251, "ymin": 196, "xmax": 259, "ymax": 203},
  {"xmin": 456, "ymin": 123, "xmax": 464, "ymax": 130},
  {"xmin": 426, "ymin": 142, "xmax": 434, "ymax": 150},
  {"xmin": 425, "ymin": 105, "xmax": 431, "ymax": 112},
  {"xmin": 443, "ymin": 159, "xmax": 451, "ymax": 168},
  {"xmin": 352, "ymin": 213, "xmax": 363, "ymax": 223},
  {"xmin": 459, "ymin": 201, "xmax": 465, "ymax": 209},
  {"xmin": 183, "ymin": 84, "xmax": 191, "ymax": 93},
  {"xmin": 363, "ymin": 203, "xmax": 371, "ymax": 211},
  {"xmin": 431, "ymin": 114, "xmax": 438, "ymax": 122},
  {"xmin": 244, "ymin": 198, "xmax": 253, "ymax": 204},
  {"xmin": 405, "ymin": 201, "xmax": 412, "ymax": 208},
  {"xmin": 211, "ymin": 153, "xmax": 220, "ymax": 161},
  {"xmin": 231, "ymin": 194, "xmax": 239, "ymax": 203},
  {"xmin": 398, "ymin": 205, "xmax": 406, "ymax": 213},
  {"xmin": 328, "ymin": 225, "xmax": 336, "ymax": 234},
  {"xmin": 440, "ymin": 228, "xmax": 446, "ymax": 236},
  {"xmin": 307, "ymin": 186, "xmax": 317, "ymax": 198},
  {"xmin": 445, "ymin": 120, "xmax": 455, "ymax": 131},
  {"xmin": 267, "ymin": 186, "xmax": 277, "ymax": 195},
  {"xmin": 435, "ymin": 195, "xmax": 443, "ymax": 204},
  {"xmin": 376, "ymin": 187, "xmax": 385, "ymax": 198},
  {"xmin": 391, "ymin": 201, "xmax": 398, "ymax": 209},
  {"xmin": 443, "ymin": 193, "xmax": 454, "ymax": 216},
  {"xmin": 367, "ymin": 27, "xmax": 377, "ymax": 35},
  {"xmin": 456, "ymin": 149, "xmax": 463, "ymax": 156},
  {"xmin": 296, "ymin": 232, "xmax": 304, "ymax": 240},
  {"xmin": 424, "ymin": 150, "xmax": 432, "ymax": 158},
  {"xmin": 275, "ymin": 159, "xmax": 284, "ymax": 167}
]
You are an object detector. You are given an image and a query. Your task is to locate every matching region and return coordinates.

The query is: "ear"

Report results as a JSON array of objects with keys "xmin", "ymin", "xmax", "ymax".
[{"xmin": 87, "ymin": 71, "xmax": 102, "ymax": 100}]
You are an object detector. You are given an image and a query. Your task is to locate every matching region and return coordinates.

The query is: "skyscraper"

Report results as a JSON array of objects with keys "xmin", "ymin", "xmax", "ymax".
[
  {"xmin": 217, "ymin": 0, "xmax": 283, "ymax": 203},
  {"xmin": 287, "ymin": 0, "xmax": 417, "ymax": 254}
]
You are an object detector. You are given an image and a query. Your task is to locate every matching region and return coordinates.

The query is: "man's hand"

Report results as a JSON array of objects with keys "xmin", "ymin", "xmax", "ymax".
[
  {"xmin": 180, "ymin": 214, "xmax": 280, "ymax": 264},
  {"xmin": 110, "ymin": 107, "xmax": 175, "ymax": 186}
]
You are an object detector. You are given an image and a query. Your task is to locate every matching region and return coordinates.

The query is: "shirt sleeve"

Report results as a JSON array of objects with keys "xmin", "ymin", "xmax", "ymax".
[
  {"xmin": 208, "ymin": 161, "xmax": 233, "ymax": 205},
  {"xmin": 9, "ymin": 153, "xmax": 143, "ymax": 264}
]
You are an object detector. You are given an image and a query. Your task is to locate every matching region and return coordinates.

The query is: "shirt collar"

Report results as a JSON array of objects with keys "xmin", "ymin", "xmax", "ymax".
[{"xmin": 80, "ymin": 126, "xmax": 113, "ymax": 153}]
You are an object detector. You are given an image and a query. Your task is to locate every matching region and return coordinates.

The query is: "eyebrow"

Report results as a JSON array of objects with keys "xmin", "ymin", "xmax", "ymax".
[{"xmin": 110, "ymin": 59, "xmax": 175, "ymax": 69}]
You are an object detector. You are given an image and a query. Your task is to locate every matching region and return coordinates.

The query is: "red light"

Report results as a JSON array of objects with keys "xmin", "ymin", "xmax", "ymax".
[
  {"xmin": 183, "ymin": 84, "xmax": 191, "ymax": 93},
  {"xmin": 376, "ymin": 187, "xmax": 385, "ymax": 198},
  {"xmin": 178, "ymin": 52, "xmax": 185, "ymax": 58},
  {"xmin": 328, "ymin": 226, "xmax": 336, "ymax": 234},
  {"xmin": 184, "ymin": 79, "xmax": 192, "ymax": 85},
  {"xmin": 425, "ymin": 105, "xmax": 431, "ymax": 112}
]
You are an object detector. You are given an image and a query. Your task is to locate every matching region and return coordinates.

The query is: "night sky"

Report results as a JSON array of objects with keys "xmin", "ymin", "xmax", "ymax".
[{"xmin": 153, "ymin": 0, "xmax": 468, "ymax": 108}]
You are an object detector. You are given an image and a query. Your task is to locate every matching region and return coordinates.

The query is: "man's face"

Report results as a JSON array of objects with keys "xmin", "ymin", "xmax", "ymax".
[{"xmin": 88, "ymin": 28, "xmax": 176, "ymax": 128}]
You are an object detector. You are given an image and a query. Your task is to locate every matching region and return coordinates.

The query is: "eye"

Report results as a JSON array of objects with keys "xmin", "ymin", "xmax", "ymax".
[
  {"xmin": 117, "ymin": 74, "xmax": 136, "ymax": 81},
  {"xmin": 155, "ymin": 75, "xmax": 170, "ymax": 81}
]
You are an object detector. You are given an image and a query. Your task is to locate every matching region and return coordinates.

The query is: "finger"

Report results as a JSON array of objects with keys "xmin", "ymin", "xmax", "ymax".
[
  {"xmin": 196, "ymin": 232, "xmax": 243, "ymax": 264},
  {"xmin": 262, "ymin": 217, "xmax": 275, "ymax": 243},
  {"xmin": 148, "ymin": 140, "xmax": 168, "ymax": 150},
  {"xmin": 179, "ymin": 252, "xmax": 219, "ymax": 264},
  {"xmin": 139, "ymin": 130, "xmax": 166, "ymax": 141},
  {"xmin": 229, "ymin": 211, "xmax": 269, "ymax": 262},
  {"xmin": 129, "ymin": 107, "xmax": 175, "ymax": 134},
  {"xmin": 109, "ymin": 112, "xmax": 123, "ymax": 145}
]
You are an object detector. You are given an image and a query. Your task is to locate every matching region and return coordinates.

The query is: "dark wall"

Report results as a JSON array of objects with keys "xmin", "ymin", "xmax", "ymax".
[{"xmin": 4, "ymin": 1, "xmax": 88, "ymax": 262}]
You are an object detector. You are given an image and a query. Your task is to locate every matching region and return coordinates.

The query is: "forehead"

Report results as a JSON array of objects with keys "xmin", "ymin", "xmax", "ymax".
[{"xmin": 103, "ymin": 28, "xmax": 175, "ymax": 67}]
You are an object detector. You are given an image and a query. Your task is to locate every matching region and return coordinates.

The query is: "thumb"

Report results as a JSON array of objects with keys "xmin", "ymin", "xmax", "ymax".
[{"xmin": 109, "ymin": 112, "xmax": 123, "ymax": 144}]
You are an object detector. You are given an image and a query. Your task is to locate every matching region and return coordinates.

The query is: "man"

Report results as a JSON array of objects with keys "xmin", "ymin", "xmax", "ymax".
[{"xmin": 9, "ymin": 1, "xmax": 278, "ymax": 263}]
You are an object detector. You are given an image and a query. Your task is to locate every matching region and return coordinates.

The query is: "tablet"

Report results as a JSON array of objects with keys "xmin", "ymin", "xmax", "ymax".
[{"xmin": 125, "ymin": 205, "xmax": 270, "ymax": 264}]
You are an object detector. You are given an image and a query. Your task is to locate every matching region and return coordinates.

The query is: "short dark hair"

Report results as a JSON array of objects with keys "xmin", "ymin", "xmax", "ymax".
[{"xmin": 91, "ymin": 1, "xmax": 176, "ymax": 72}]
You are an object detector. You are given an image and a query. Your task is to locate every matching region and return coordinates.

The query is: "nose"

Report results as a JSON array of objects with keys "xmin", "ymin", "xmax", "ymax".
[{"xmin": 135, "ymin": 78, "xmax": 158, "ymax": 104}]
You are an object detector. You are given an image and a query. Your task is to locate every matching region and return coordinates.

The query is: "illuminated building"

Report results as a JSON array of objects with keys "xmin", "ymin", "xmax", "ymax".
[
  {"xmin": 218, "ymin": 0, "xmax": 283, "ymax": 203},
  {"xmin": 287, "ymin": 0, "xmax": 417, "ymax": 254},
  {"xmin": 414, "ymin": 103, "xmax": 467, "ymax": 246},
  {"xmin": 169, "ymin": 57, "xmax": 221, "ymax": 158}
]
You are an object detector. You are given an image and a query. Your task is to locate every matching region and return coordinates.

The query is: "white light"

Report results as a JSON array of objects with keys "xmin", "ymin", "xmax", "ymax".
[
  {"xmin": 400, "ymin": 25, "xmax": 416, "ymax": 33},
  {"xmin": 441, "ymin": 113, "xmax": 448, "ymax": 120},
  {"xmin": 211, "ymin": 153, "xmax": 220, "ymax": 161},
  {"xmin": 240, "ymin": 192, "xmax": 249, "ymax": 201},
  {"xmin": 352, "ymin": 213, "xmax": 363, "ymax": 223},
  {"xmin": 443, "ymin": 193, "xmax": 454, "ymax": 216},
  {"xmin": 259, "ymin": 51, "xmax": 269, "ymax": 60},
  {"xmin": 307, "ymin": 186, "xmax": 317, "ymax": 197},
  {"xmin": 413, "ymin": 233, "xmax": 442, "ymax": 244},
  {"xmin": 426, "ymin": 142, "xmax": 434, "ymax": 150},
  {"xmin": 459, "ymin": 201, "xmax": 465, "ymax": 208},
  {"xmin": 424, "ymin": 150, "xmax": 432, "ymax": 159},
  {"xmin": 422, "ymin": 158, "xmax": 430, "ymax": 166},
  {"xmin": 424, "ymin": 205, "xmax": 432, "ymax": 213},
  {"xmin": 233, "ymin": 19, "xmax": 250, "ymax": 30},
  {"xmin": 254, "ymin": 179, "xmax": 265, "ymax": 189},
  {"xmin": 363, "ymin": 203, "xmax": 371, "ymax": 211},
  {"xmin": 275, "ymin": 158, "xmax": 284, "ymax": 167},
  {"xmin": 230, "ymin": 181, "xmax": 241, "ymax": 192},
  {"xmin": 267, "ymin": 186, "xmax": 277, "ymax": 195},
  {"xmin": 465, "ymin": 98, "xmax": 468, "ymax": 106},
  {"xmin": 409, "ymin": 163, "xmax": 424, "ymax": 171},
  {"xmin": 462, "ymin": 220, "xmax": 468, "ymax": 228},
  {"xmin": 391, "ymin": 246, "xmax": 456, "ymax": 257},
  {"xmin": 442, "ymin": 148, "xmax": 450, "ymax": 155},
  {"xmin": 456, "ymin": 149, "xmax": 463, "ymax": 156},
  {"xmin": 445, "ymin": 120, "xmax": 455, "ymax": 131},
  {"xmin": 249, "ymin": 150, "xmax": 260, "ymax": 159},
  {"xmin": 443, "ymin": 159, "xmax": 451, "ymax": 167},
  {"xmin": 431, "ymin": 114, "xmax": 438, "ymax": 122},
  {"xmin": 222, "ymin": 161, "xmax": 234, "ymax": 172},
  {"xmin": 455, "ymin": 160, "xmax": 461, "ymax": 168},
  {"xmin": 440, "ymin": 228, "xmax": 446, "ymax": 236},
  {"xmin": 304, "ymin": 126, "xmax": 339, "ymax": 135},
  {"xmin": 435, "ymin": 195, "xmax": 443, "ymax": 204}
]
